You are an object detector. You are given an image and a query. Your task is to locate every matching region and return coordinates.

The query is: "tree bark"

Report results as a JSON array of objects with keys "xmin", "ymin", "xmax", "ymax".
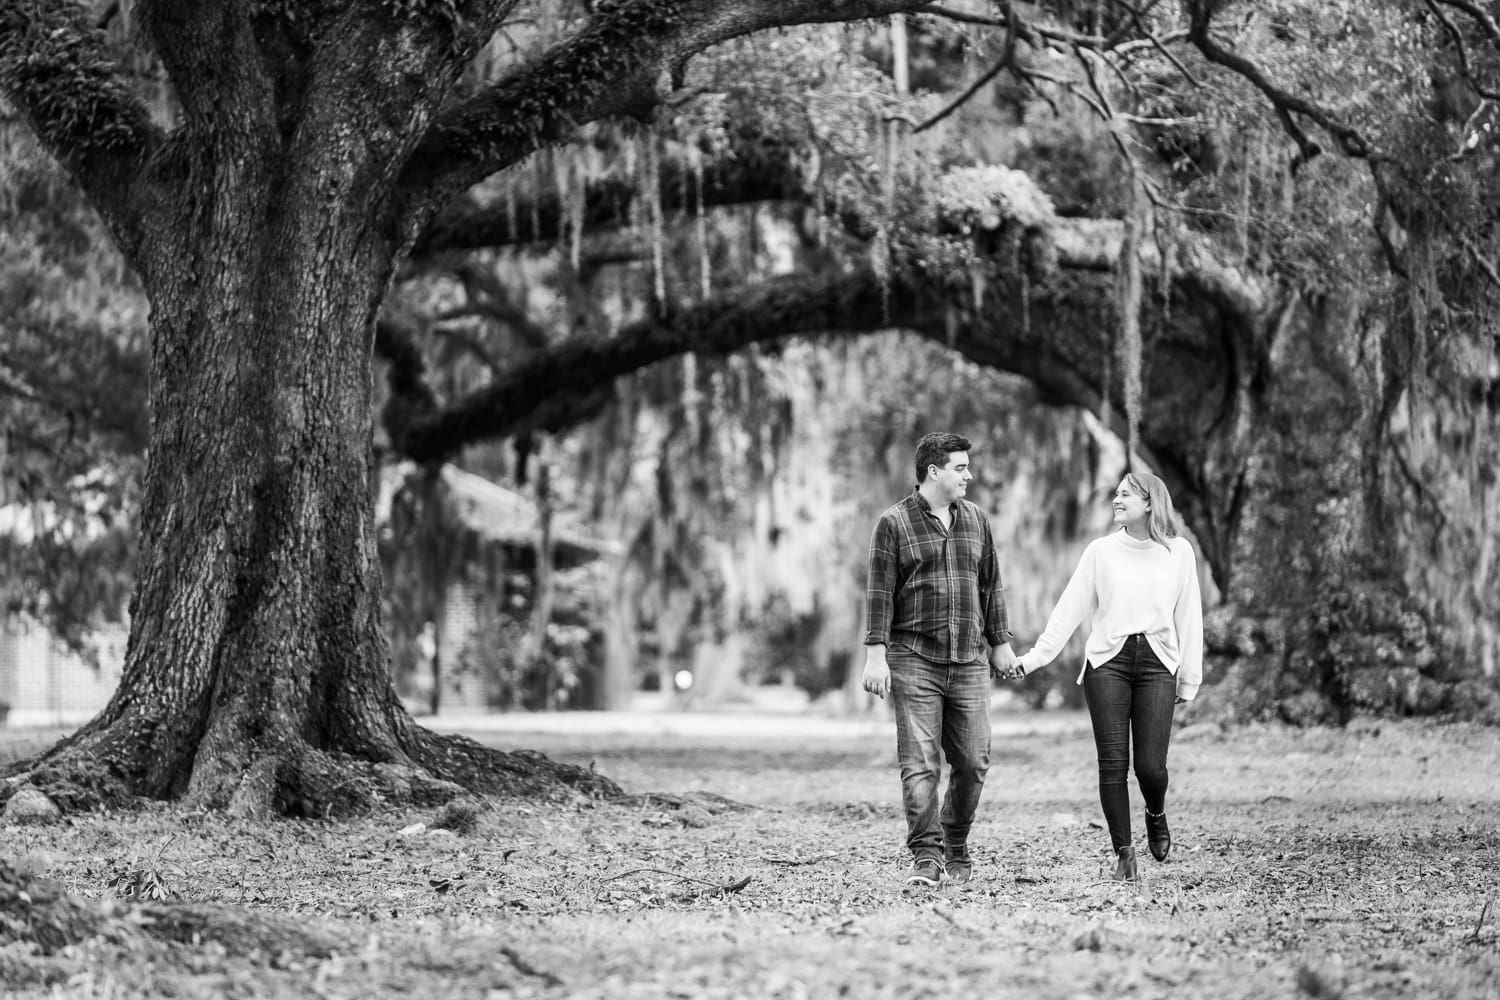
[{"xmin": 12, "ymin": 111, "xmax": 611, "ymax": 814}]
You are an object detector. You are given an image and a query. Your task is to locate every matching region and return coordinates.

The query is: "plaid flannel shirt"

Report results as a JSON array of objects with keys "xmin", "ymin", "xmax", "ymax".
[{"xmin": 864, "ymin": 491, "xmax": 1013, "ymax": 664}]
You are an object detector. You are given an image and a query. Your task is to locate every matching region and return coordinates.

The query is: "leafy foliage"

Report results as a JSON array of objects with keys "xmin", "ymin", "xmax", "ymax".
[{"xmin": 0, "ymin": 118, "xmax": 145, "ymax": 649}]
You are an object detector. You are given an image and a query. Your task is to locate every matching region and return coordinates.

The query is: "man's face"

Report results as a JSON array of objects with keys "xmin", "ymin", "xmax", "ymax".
[{"xmin": 929, "ymin": 451, "xmax": 972, "ymax": 504}]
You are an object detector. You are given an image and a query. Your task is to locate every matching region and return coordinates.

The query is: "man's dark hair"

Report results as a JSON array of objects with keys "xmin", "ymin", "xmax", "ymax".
[{"xmin": 915, "ymin": 432, "xmax": 972, "ymax": 483}]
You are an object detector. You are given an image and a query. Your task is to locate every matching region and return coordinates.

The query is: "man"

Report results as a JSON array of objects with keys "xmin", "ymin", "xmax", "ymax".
[{"xmin": 863, "ymin": 432, "xmax": 1019, "ymax": 887}]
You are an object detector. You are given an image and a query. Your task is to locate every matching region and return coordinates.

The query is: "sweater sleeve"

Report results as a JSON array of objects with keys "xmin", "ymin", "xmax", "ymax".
[
  {"xmin": 1173, "ymin": 538, "xmax": 1204, "ymax": 700},
  {"xmin": 1018, "ymin": 544, "xmax": 1098, "ymax": 673}
]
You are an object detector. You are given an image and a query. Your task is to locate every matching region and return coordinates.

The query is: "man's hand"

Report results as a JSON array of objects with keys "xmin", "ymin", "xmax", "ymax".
[
  {"xmin": 862, "ymin": 645, "xmax": 892, "ymax": 700},
  {"xmin": 989, "ymin": 642, "xmax": 1023, "ymax": 681}
]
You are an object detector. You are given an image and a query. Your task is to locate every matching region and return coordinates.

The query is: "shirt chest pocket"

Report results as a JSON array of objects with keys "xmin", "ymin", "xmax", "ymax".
[{"xmin": 903, "ymin": 533, "xmax": 981, "ymax": 577}]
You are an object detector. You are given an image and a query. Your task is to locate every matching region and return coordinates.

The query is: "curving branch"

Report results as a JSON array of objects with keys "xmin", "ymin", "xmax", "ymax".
[
  {"xmin": 411, "ymin": 125, "xmax": 808, "ymax": 259},
  {"xmin": 916, "ymin": 3, "xmax": 1105, "ymax": 48},
  {"xmin": 1431, "ymin": 0, "xmax": 1500, "ymax": 47},
  {"xmin": 0, "ymin": 0, "xmax": 162, "ymax": 260},
  {"xmin": 1183, "ymin": 0, "xmax": 1376, "ymax": 167},
  {"xmin": 1425, "ymin": 0, "xmax": 1500, "ymax": 105},
  {"xmin": 384, "ymin": 209, "xmax": 1266, "ymax": 462},
  {"xmin": 915, "ymin": 17, "xmax": 1018, "ymax": 134},
  {"xmin": 394, "ymin": 0, "xmax": 935, "ymax": 233}
]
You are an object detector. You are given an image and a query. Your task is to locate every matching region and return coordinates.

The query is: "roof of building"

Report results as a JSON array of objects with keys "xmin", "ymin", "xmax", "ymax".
[{"xmin": 377, "ymin": 462, "xmax": 616, "ymax": 570}]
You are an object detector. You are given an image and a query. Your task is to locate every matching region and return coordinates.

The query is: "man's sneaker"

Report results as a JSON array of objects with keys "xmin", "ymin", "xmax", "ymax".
[
  {"xmin": 944, "ymin": 855, "xmax": 974, "ymax": 884},
  {"xmin": 944, "ymin": 842, "xmax": 973, "ymax": 884},
  {"xmin": 904, "ymin": 858, "xmax": 944, "ymax": 887}
]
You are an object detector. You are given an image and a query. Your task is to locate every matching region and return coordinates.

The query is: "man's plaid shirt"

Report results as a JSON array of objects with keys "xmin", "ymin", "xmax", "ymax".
[{"xmin": 864, "ymin": 490, "xmax": 1013, "ymax": 664}]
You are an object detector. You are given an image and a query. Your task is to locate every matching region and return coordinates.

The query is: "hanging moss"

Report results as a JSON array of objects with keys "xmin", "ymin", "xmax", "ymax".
[
  {"xmin": 692, "ymin": 144, "xmax": 711, "ymax": 299},
  {"xmin": 644, "ymin": 128, "xmax": 666, "ymax": 306},
  {"xmin": 1116, "ymin": 182, "xmax": 1144, "ymax": 463}
]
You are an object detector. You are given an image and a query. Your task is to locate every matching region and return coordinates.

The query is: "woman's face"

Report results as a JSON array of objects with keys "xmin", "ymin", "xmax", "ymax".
[{"xmin": 1112, "ymin": 478, "xmax": 1150, "ymax": 532}]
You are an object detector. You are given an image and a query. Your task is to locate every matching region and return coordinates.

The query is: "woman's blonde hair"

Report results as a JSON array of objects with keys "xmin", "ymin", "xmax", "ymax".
[{"xmin": 1123, "ymin": 471, "xmax": 1179, "ymax": 550}]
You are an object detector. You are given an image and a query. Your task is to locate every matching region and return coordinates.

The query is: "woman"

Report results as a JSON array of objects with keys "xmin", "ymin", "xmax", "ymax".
[{"xmin": 1012, "ymin": 472, "xmax": 1203, "ymax": 881}]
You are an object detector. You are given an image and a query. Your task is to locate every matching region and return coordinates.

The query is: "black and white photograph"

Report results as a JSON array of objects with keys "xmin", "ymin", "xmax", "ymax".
[{"xmin": 2, "ymin": 1, "xmax": 1497, "ymax": 997}]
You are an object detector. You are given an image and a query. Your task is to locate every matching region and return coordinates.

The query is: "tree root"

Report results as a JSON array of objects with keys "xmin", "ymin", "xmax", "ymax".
[
  {"xmin": 3, "ymin": 755, "xmax": 142, "ymax": 814},
  {"xmin": 0, "ymin": 860, "xmax": 119, "ymax": 956},
  {"xmin": 410, "ymin": 729, "xmax": 623, "ymax": 801},
  {"xmin": 0, "ymin": 858, "xmax": 346, "ymax": 974},
  {"xmin": 3, "ymin": 724, "xmax": 625, "ymax": 818},
  {"xmin": 135, "ymin": 901, "xmax": 345, "ymax": 957}
]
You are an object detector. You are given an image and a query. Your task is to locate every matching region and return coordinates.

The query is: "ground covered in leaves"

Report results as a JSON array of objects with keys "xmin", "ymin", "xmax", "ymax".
[{"xmin": 1, "ymin": 713, "xmax": 1496, "ymax": 999}]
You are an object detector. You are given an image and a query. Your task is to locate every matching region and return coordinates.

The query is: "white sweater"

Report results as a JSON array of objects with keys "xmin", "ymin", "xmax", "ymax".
[{"xmin": 1017, "ymin": 530, "xmax": 1203, "ymax": 700}]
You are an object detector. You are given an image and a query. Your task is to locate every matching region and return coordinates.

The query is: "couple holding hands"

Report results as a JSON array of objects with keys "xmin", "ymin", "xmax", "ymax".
[{"xmin": 862, "ymin": 432, "xmax": 1203, "ymax": 886}]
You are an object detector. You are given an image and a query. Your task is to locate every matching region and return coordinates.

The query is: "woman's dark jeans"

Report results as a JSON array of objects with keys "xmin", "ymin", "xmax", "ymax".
[
  {"xmin": 888, "ymin": 647, "xmax": 991, "ymax": 863},
  {"xmin": 1082, "ymin": 634, "xmax": 1176, "ymax": 853}
]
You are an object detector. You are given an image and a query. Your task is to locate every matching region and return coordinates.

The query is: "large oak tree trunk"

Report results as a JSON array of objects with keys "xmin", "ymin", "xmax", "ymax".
[{"xmin": 7, "ymin": 77, "xmax": 615, "ymax": 817}]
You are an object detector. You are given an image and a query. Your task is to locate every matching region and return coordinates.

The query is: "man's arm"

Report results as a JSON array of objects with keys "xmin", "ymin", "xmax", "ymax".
[
  {"xmin": 862, "ymin": 515, "xmax": 898, "ymax": 699},
  {"xmin": 976, "ymin": 515, "xmax": 1015, "ymax": 649}
]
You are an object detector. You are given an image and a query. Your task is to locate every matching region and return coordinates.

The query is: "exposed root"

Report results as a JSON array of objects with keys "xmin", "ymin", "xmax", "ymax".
[
  {"xmin": 2, "ymin": 755, "xmax": 141, "ymax": 814},
  {"xmin": 0, "ymin": 860, "xmax": 117, "ymax": 955},
  {"xmin": 0, "ymin": 858, "xmax": 345, "ymax": 969},
  {"xmin": 136, "ymin": 901, "xmax": 346, "ymax": 958},
  {"xmin": 4, "ymin": 721, "xmax": 624, "ymax": 818},
  {"xmin": 410, "ymin": 729, "xmax": 623, "ymax": 800}
]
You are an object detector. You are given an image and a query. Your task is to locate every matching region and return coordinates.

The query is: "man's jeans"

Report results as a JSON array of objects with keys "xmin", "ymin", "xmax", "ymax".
[
  {"xmin": 889, "ymin": 647, "xmax": 991, "ymax": 863},
  {"xmin": 1082, "ymin": 633, "xmax": 1176, "ymax": 852}
]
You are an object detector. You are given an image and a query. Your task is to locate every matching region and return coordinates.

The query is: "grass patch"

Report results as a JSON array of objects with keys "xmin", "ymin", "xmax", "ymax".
[{"xmin": 2, "ymin": 716, "xmax": 1496, "ymax": 998}]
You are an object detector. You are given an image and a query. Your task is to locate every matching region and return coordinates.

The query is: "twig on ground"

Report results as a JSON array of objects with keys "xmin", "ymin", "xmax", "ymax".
[
  {"xmin": 596, "ymin": 867, "xmax": 753, "ymax": 901},
  {"xmin": 673, "ymin": 875, "xmax": 752, "ymax": 900},
  {"xmin": 1469, "ymin": 899, "xmax": 1492, "ymax": 944},
  {"xmin": 600, "ymin": 867, "xmax": 721, "ymax": 886},
  {"xmin": 498, "ymin": 946, "xmax": 564, "ymax": 987},
  {"xmin": 930, "ymin": 902, "xmax": 983, "ymax": 935}
]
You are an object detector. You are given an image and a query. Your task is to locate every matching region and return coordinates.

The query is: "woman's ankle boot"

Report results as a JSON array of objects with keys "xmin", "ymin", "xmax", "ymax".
[
  {"xmin": 1111, "ymin": 845, "xmax": 1137, "ymax": 882},
  {"xmin": 1146, "ymin": 809, "xmax": 1171, "ymax": 862}
]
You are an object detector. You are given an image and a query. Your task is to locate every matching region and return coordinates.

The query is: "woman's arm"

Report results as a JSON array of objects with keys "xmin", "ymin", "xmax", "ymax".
[
  {"xmin": 1172, "ymin": 539, "xmax": 1204, "ymax": 700},
  {"xmin": 1017, "ymin": 545, "xmax": 1098, "ymax": 673}
]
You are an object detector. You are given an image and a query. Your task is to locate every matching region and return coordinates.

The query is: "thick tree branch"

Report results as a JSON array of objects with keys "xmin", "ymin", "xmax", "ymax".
[
  {"xmin": 394, "ymin": 0, "xmax": 933, "ymax": 232},
  {"xmin": 411, "ymin": 125, "xmax": 805, "ymax": 259},
  {"xmin": 135, "ymin": 1, "xmax": 272, "ymax": 129},
  {"xmin": 385, "ymin": 212, "xmax": 1266, "ymax": 464},
  {"xmin": 0, "ymin": 0, "xmax": 162, "ymax": 258}
]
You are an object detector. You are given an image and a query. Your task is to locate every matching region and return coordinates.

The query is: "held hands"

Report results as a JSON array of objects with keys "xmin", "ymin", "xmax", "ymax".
[{"xmin": 989, "ymin": 642, "xmax": 1024, "ymax": 682}]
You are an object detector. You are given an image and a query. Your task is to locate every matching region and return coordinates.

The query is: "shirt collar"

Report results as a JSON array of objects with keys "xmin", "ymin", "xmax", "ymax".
[{"xmin": 911, "ymin": 488, "xmax": 956, "ymax": 516}]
